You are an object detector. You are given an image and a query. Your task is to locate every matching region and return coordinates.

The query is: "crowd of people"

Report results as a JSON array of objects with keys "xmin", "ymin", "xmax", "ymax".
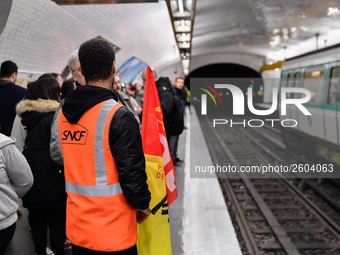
[{"xmin": 0, "ymin": 37, "xmax": 189, "ymax": 255}]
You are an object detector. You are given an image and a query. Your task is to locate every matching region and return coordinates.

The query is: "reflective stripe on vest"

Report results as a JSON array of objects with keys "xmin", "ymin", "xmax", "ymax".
[
  {"xmin": 57, "ymin": 99, "xmax": 123, "ymax": 197},
  {"xmin": 57, "ymin": 99, "xmax": 137, "ymax": 251},
  {"xmin": 53, "ymin": 108, "xmax": 64, "ymax": 163}
]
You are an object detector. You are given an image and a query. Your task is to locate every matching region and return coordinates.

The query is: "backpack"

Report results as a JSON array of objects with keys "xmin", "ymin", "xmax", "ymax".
[{"xmin": 159, "ymin": 86, "xmax": 184, "ymax": 136}]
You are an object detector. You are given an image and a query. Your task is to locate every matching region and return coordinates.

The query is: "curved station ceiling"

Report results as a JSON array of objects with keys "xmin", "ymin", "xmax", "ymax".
[{"xmin": 0, "ymin": 0, "xmax": 339, "ymax": 79}]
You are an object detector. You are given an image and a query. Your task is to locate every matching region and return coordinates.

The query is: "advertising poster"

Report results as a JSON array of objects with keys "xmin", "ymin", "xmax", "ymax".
[
  {"xmin": 116, "ymin": 57, "xmax": 148, "ymax": 84},
  {"xmin": 15, "ymin": 72, "xmax": 42, "ymax": 88}
]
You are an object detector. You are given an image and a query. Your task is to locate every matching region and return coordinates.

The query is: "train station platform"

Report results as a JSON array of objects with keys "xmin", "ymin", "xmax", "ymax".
[{"xmin": 4, "ymin": 107, "xmax": 242, "ymax": 255}]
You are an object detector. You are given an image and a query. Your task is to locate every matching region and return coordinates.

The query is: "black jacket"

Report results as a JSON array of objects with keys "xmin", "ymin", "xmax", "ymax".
[
  {"xmin": 156, "ymin": 77, "xmax": 175, "ymax": 139},
  {"xmin": 173, "ymin": 85, "xmax": 186, "ymax": 103},
  {"xmin": 0, "ymin": 80, "xmax": 26, "ymax": 136},
  {"xmin": 62, "ymin": 85, "xmax": 150, "ymax": 210},
  {"xmin": 16, "ymin": 99, "xmax": 66, "ymax": 207}
]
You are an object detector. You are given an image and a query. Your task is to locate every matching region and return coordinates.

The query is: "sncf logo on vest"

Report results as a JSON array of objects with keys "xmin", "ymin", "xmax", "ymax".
[{"xmin": 61, "ymin": 122, "xmax": 88, "ymax": 145}]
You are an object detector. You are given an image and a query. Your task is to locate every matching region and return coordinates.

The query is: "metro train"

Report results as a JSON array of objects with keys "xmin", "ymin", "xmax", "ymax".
[{"xmin": 279, "ymin": 43, "xmax": 340, "ymax": 167}]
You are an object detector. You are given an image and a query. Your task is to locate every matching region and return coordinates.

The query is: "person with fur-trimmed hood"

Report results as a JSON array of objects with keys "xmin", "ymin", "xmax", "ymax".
[{"xmin": 12, "ymin": 78, "xmax": 66, "ymax": 255}]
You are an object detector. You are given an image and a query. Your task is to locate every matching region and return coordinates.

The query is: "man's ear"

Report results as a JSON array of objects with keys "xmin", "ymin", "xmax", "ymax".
[
  {"xmin": 80, "ymin": 66, "xmax": 84, "ymax": 76},
  {"xmin": 11, "ymin": 72, "xmax": 16, "ymax": 82},
  {"xmin": 112, "ymin": 61, "xmax": 116, "ymax": 74},
  {"xmin": 71, "ymin": 72, "xmax": 76, "ymax": 81}
]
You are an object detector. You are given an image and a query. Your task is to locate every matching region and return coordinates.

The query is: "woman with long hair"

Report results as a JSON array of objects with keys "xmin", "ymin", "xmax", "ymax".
[{"xmin": 12, "ymin": 78, "xmax": 66, "ymax": 255}]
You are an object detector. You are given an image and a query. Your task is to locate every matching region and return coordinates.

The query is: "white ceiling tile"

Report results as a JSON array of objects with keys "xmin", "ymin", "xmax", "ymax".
[
  {"xmin": 192, "ymin": 0, "xmax": 340, "ymax": 67},
  {"xmin": 0, "ymin": 0, "xmax": 179, "ymax": 74}
]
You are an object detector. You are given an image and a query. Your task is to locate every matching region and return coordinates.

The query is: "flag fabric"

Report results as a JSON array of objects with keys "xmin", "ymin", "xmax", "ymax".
[{"xmin": 137, "ymin": 66, "xmax": 178, "ymax": 255}]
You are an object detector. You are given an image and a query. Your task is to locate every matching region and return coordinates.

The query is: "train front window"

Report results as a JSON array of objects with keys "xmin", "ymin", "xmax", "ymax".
[
  {"xmin": 303, "ymin": 68, "xmax": 325, "ymax": 106},
  {"xmin": 287, "ymin": 73, "xmax": 294, "ymax": 98},
  {"xmin": 328, "ymin": 67, "xmax": 339, "ymax": 105},
  {"xmin": 294, "ymin": 73, "xmax": 300, "ymax": 98}
]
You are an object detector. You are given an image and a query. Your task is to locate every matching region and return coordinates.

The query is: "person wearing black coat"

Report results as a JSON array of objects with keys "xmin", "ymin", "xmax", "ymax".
[
  {"xmin": 155, "ymin": 77, "xmax": 175, "ymax": 141},
  {"xmin": 50, "ymin": 38, "xmax": 150, "ymax": 254},
  {"xmin": 13, "ymin": 78, "xmax": 66, "ymax": 255},
  {"xmin": 170, "ymin": 77, "xmax": 185, "ymax": 165},
  {"xmin": 0, "ymin": 60, "xmax": 26, "ymax": 136}
]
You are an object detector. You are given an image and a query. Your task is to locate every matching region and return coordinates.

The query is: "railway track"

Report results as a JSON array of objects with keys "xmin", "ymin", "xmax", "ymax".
[
  {"xmin": 199, "ymin": 115, "xmax": 340, "ymax": 254},
  {"xmin": 242, "ymin": 115, "xmax": 340, "ymax": 230}
]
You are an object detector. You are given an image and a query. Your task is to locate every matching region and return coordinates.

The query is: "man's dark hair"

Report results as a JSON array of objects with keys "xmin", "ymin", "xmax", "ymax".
[
  {"xmin": 61, "ymin": 78, "xmax": 75, "ymax": 99},
  {"xmin": 26, "ymin": 78, "xmax": 60, "ymax": 102},
  {"xmin": 0, "ymin": 60, "xmax": 18, "ymax": 78},
  {"xmin": 50, "ymin": 73, "xmax": 61, "ymax": 79},
  {"xmin": 38, "ymin": 73, "xmax": 55, "ymax": 80},
  {"xmin": 78, "ymin": 38, "xmax": 115, "ymax": 83},
  {"xmin": 175, "ymin": 77, "xmax": 184, "ymax": 81}
]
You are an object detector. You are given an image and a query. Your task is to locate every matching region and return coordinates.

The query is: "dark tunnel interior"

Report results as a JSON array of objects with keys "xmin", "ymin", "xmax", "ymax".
[{"xmin": 187, "ymin": 63, "xmax": 265, "ymax": 115}]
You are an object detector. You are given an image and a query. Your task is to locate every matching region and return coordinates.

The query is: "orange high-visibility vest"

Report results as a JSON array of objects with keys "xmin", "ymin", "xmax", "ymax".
[{"xmin": 55, "ymin": 99, "xmax": 137, "ymax": 252}]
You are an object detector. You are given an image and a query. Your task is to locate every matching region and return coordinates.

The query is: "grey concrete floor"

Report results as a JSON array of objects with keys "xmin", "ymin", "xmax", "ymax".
[{"xmin": 4, "ymin": 202, "xmax": 72, "ymax": 255}]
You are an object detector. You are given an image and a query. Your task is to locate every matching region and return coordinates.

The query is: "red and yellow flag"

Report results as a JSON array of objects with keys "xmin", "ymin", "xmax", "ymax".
[{"xmin": 137, "ymin": 66, "xmax": 178, "ymax": 255}]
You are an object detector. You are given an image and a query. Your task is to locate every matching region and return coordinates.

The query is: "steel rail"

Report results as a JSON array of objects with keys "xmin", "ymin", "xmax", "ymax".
[
  {"xmin": 236, "ymin": 123, "xmax": 340, "ymax": 240},
  {"xmin": 203, "ymin": 116, "xmax": 300, "ymax": 255},
  {"xmin": 200, "ymin": 117, "xmax": 260, "ymax": 255},
  {"xmin": 201, "ymin": 114, "xmax": 340, "ymax": 254}
]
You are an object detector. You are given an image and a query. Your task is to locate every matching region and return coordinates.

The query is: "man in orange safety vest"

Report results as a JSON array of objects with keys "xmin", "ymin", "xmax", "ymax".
[{"xmin": 51, "ymin": 37, "xmax": 151, "ymax": 255}]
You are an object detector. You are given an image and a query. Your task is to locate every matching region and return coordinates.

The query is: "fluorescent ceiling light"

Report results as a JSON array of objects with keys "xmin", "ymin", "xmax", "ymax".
[
  {"xmin": 328, "ymin": 7, "xmax": 339, "ymax": 16},
  {"xmin": 178, "ymin": 0, "xmax": 184, "ymax": 13}
]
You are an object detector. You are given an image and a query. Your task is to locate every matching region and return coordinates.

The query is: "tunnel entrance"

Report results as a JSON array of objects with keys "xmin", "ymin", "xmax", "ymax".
[
  {"xmin": 188, "ymin": 63, "xmax": 265, "ymax": 115},
  {"xmin": 188, "ymin": 63, "xmax": 261, "ymax": 79}
]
